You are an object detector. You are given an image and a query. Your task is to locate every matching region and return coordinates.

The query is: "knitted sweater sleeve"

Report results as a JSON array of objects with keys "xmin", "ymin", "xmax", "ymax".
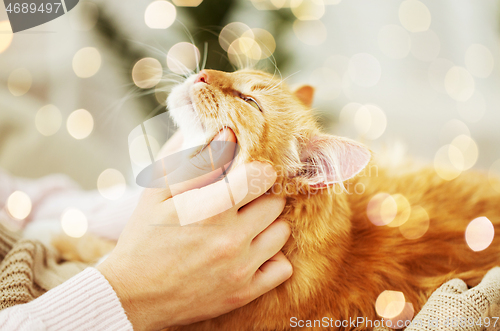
[{"xmin": 0, "ymin": 268, "xmax": 133, "ymax": 331}]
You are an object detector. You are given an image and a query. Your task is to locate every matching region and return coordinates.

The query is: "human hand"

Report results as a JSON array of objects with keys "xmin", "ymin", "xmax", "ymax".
[{"xmin": 97, "ymin": 129, "xmax": 292, "ymax": 331}]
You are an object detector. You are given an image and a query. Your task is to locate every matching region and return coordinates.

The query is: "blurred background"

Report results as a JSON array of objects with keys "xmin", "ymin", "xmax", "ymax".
[{"xmin": 1, "ymin": 0, "xmax": 500, "ymax": 193}]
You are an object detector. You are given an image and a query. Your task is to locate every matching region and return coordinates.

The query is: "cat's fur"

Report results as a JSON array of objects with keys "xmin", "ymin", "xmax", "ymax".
[{"xmin": 56, "ymin": 69, "xmax": 500, "ymax": 330}]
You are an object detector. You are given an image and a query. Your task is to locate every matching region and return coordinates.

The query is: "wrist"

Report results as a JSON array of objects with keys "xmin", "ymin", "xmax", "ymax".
[{"xmin": 97, "ymin": 258, "xmax": 149, "ymax": 331}]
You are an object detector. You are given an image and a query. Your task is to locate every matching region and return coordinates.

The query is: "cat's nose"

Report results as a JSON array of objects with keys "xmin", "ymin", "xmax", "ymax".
[{"xmin": 194, "ymin": 70, "xmax": 209, "ymax": 84}]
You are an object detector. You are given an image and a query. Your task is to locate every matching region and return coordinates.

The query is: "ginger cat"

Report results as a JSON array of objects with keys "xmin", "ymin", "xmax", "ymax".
[
  {"xmin": 163, "ymin": 69, "xmax": 500, "ymax": 331},
  {"xmin": 53, "ymin": 68, "xmax": 500, "ymax": 330}
]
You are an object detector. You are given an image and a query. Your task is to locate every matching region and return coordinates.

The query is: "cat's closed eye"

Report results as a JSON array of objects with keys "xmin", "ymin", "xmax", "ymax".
[{"xmin": 233, "ymin": 90, "xmax": 262, "ymax": 112}]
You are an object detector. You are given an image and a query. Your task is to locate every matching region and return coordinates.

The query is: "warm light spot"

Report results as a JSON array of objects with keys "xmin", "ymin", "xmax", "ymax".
[
  {"xmin": 97, "ymin": 168, "xmax": 126, "ymax": 200},
  {"xmin": 309, "ymin": 67, "xmax": 341, "ymax": 101},
  {"xmin": 172, "ymin": 0, "xmax": 203, "ymax": 6},
  {"xmin": 293, "ymin": 19, "xmax": 327, "ymax": 46},
  {"xmin": 129, "ymin": 134, "xmax": 161, "ymax": 167},
  {"xmin": 72, "ymin": 47, "xmax": 101, "ymax": 78},
  {"xmin": 410, "ymin": 30, "xmax": 440, "ymax": 62},
  {"xmin": 378, "ymin": 24, "xmax": 411, "ymax": 59},
  {"xmin": 399, "ymin": 0, "xmax": 431, "ymax": 33},
  {"xmin": 488, "ymin": 160, "xmax": 500, "ymax": 193},
  {"xmin": 367, "ymin": 193, "xmax": 397, "ymax": 226},
  {"xmin": 155, "ymin": 82, "xmax": 170, "ymax": 105},
  {"xmin": 167, "ymin": 42, "xmax": 200, "ymax": 75},
  {"xmin": 428, "ymin": 58, "xmax": 454, "ymax": 93},
  {"xmin": 242, "ymin": 28, "xmax": 276, "ymax": 59},
  {"xmin": 6, "ymin": 191, "xmax": 32, "ymax": 220},
  {"xmin": 450, "ymin": 135, "xmax": 478, "ymax": 171},
  {"xmin": 8, "ymin": 68, "xmax": 32, "ymax": 96},
  {"xmin": 439, "ymin": 119, "xmax": 470, "ymax": 144},
  {"xmin": 67, "ymin": 109, "xmax": 94, "ymax": 140},
  {"xmin": 36, "ymin": 104, "xmax": 62, "ymax": 136},
  {"xmin": 399, "ymin": 205, "xmax": 430, "ymax": 239},
  {"xmin": 0, "ymin": 20, "xmax": 14, "ymax": 53},
  {"xmin": 348, "ymin": 53, "xmax": 381, "ymax": 87},
  {"xmin": 457, "ymin": 91, "xmax": 485, "ymax": 123},
  {"xmin": 386, "ymin": 194, "xmax": 411, "ymax": 228},
  {"xmin": 375, "ymin": 290, "xmax": 406, "ymax": 319},
  {"xmin": 444, "ymin": 66, "xmax": 475, "ymax": 102},
  {"xmin": 69, "ymin": 1, "xmax": 99, "ymax": 31},
  {"xmin": 219, "ymin": 22, "xmax": 252, "ymax": 52},
  {"xmin": 228, "ymin": 37, "xmax": 262, "ymax": 61},
  {"xmin": 353, "ymin": 104, "xmax": 387, "ymax": 140},
  {"xmin": 466, "ymin": 217, "xmax": 494, "ymax": 252},
  {"xmin": 434, "ymin": 145, "xmax": 463, "ymax": 181},
  {"xmin": 465, "ymin": 44, "xmax": 494, "ymax": 78},
  {"xmin": 61, "ymin": 208, "xmax": 88, "ymax": 238},
  {"xmin": 145, "ymin": 0, "xmax": 176, "ymax": 29},
  {"xmin": 132, "ymin": 58, "xmax": 163, "ymax": 89},
  {"xmin": 291, "ymin": 0, "xmax": 325, "ymax": 20},
  {"xmin": 339, "ymin": 102, "xmax": 362, "ymax": 126}
]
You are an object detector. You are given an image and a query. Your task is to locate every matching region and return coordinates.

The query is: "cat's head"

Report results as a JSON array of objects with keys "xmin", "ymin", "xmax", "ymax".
[{"xmin": 167, "ymin": 69, "xmax": 370, "ymax": 192}]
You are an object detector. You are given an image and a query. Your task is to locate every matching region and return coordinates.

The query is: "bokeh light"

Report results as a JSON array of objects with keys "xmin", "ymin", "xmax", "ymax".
[
  {"xmin": 465, "ymin": 216, "xmax": 494, "ymax": 252},
  {"xmin": 0, "ymin": 20, "xmax": 13, "ymax": 53},
  {"xmin": 464, "ymin": 44, "xmax": 494, "ymax": 78},
  {"xmin": 399, "ymin": 205, "xmax": 430, "ymax": 239},
  {"xmin": 132, "ymin": 57, "xmax": 163, "ymax": 89},
  {"xmin": 145, "ymin": 0, "xmax": 176, "ymax": 29},
  {"xmin": 173, "ymin": 0, "xmax": 203, "ymax": 6},
  {"xmin": 434, "ymin": 144, "xmax": 463, "ymax": 181},
  {"xmin": 378, "ymin": 24, "xmax": 411, "ymax": 59},
  {"xmin": 410, "ymin": 30, "xmax": 440, "ymax": 62},
  {"xmin": 367, "ymin": 193, "xmax": 397, "ymax": 226},
  {"xmin": 385, "ymin": 194, "xmax": 411, "ymax": 228},
  {"xmin": 291, "ymin": 0, "xmax": 325, "ymax": 21},
  {"xmin": 353, "ymin": 104, "xmax": 387, "ymax": 140},
  {"xmin": 61, "ymin": 208, "xmax": 88, "ymax": 238},
  {"xmin": 428, "ymin": 58, "xmax": 454, "ymax": 93},
  {"xmin": 72, "ymin": 47, "xmax": 102, "ymax": 78},
  {"xmin": 167, "ymin": 42, "xmax": 200, "ymax": 75},
  {"xmin": 242, "ymin": 28, "xmax": 276, "ymax": 59},
  {"xmin": 293, "ymin": 19, "xmax": 327, "ymax": 45},
  {"xmin": 70, "ymin": 1, "xmax": 99, "ymax": 31},
  {"xmin": 457, "ymin": 91, "xmax": 485, "ymax": 123},
  {"xmin": 129, "ymin": 134, "xmax": 161, "ymax": 167},
  {"xmin": 450, "ymin": 134, "xmax": 478, "ymax": 171},
  {"xmin": 6, "ymin": 191, "xmax": 32, "ymax": 220},
  {"xmin": 228, "ymin": 37, "xmax": 261, "ymax": 66},
  {"xmin": 67, "ymin": 109, "xmax": 94, "ymax": 140},
  {"xmin": 444, "ymin": 66, "xmax": 475, "ymax": 102},
  {"xmin": 97, "ymin": 168, "xmax": 126, "ymax": 200},
  {"xmin": 219, "ymin": 22, "xmax": 252, "ymax": 52},
  {"xmin": 375, "ymin": 290, "xmax": 406, "ymax": 319},
  {"xmin": 489, "ymin": 160, "xmax": 500, "ymax": 193},
  {"xmin": 8, "ymin": 68, "xmax": 32, "ymax": 96},
  {"xmin": 348, "ymin": 53, "xmax": 381, "ymax": 87},
  {"xmin": 399, "ymin": 0, "xmax": 431, "ymax": 33},
  {"xmin": 36, "ymin": 104, "xmax": 62, "ymax": 136}
]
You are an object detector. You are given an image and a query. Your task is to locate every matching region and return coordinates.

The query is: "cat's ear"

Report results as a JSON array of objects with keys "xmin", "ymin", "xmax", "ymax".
[
  {"xmin": 294, "ymin": 85, "xmax": 315, "ymax": 107},
  {"xmin": 299, "ymin": 135, "xmax": 371, "ymax": 188}
]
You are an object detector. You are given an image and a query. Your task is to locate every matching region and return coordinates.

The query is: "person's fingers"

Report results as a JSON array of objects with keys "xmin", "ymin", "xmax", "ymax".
[
  {"xmin": 169, "ymin": 162, "xmax": 276, "ymax": 226},
  {"xmin": 158, "ymin": 130, "xmax": 184, "ymax": 159},
  {"xmin": 166, "ymin": 128, "xmax": 237, "ymax": 197},
  {"xmin": 250, "ymin": 219, "xmax": 291, "ymax": 268},
  {"xmin": 238, "ymin": 194, "xmax": 286, "ymax": 238},
  {"xmin": 245, "ymin": 251, "xmax": 292, "ymax": 302},
  {"xmin": 230, "ymin": 162, "xmax": 277, "ymax": 210}
]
